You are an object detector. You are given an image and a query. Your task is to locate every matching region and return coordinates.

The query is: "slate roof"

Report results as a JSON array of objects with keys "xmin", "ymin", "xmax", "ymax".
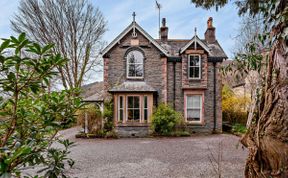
[
  {"xmin": 156, "ymin": 39, "xmax": 227, "ymax": 58},
  {"xmin": 81, "ymin": 81, "xmax": 104, "ymax": 102},
  {"xmin": 207, "ymin": 40, "xmax": 227, "ymax": 58},
  {"xmin": 109, "ymin": 81, "xmax": 157, "ymax": 93},
  {"xmin": 101, "ymin": 21, "xmax": 227, "ymax": 59}
]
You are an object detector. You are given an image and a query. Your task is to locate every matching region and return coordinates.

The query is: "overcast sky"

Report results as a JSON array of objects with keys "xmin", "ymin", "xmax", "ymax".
[{"xmin": 0, "ymin": 0, "xmax": 241, "ymax": 83}]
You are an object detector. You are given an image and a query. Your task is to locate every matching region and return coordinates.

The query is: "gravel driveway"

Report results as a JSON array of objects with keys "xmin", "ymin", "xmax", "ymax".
[{"xmin": 60, "ymin": 127, "xmax": 248, "ymax": 178}]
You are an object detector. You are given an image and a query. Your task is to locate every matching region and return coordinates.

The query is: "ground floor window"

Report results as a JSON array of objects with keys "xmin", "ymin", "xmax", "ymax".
[
  {"xmin": 143, "ymin": 96, "xmax": 148, "ymax": 122},
  {"xmin": 127, "ymin": 96, "xmax": 140, "ymax": 122},
  {"xmin": 118, "ymin": 96, "xmax": 124, "ymax": 122},
  {"xmin": 186, "ymin": 95, "xmax": 202, "ymax": 122},
  {"xmin": 116, "ymin": 94, "xmax": 152, "ymax": 124}
]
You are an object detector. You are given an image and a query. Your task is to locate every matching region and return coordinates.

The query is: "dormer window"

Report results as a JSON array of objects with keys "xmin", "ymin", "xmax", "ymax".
[
  {"xmin": 188, "ymin": 55, "xmax": 201, "ymax": 79},
  {"xmin": 126, "ymin": 50, "xmax": 144, "ymax": 79}
]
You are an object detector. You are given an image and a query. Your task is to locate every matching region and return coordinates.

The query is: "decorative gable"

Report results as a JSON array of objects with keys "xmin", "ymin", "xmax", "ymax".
[
  {"xmin": 180, "ymin": 35, "xmax": 210, "ymax": 55},
  {"xmin": 101, "ymin": 22, "xmax": 169, "ymax": 56}
]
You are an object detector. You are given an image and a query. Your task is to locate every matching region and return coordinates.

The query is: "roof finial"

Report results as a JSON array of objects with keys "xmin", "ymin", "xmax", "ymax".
[
  {"xmin": 132, "ymin": 12, "xmax": 136, "ymax": 23},
  {"xmin": 194, "ymin": 27, "xmax": 197, "ymax": 50}
]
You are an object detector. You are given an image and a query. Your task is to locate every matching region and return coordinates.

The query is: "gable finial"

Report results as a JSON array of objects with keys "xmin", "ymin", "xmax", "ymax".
[
  {"xmin": 131, "ymin": 12, "xmax": 137, "ymax": 38},
  {"xmin": 132, "ymin": 12, "xmax": 136, "ymax": 23},
  {"xmin": 194, "ymin": 27, "xmax": 197, "ymax": 50}
]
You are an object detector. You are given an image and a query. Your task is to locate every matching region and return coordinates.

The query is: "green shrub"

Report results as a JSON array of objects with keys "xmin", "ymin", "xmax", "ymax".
[
  {"xmin": 105, "ymin": 130, "xmax": 119, "ymax": 139},
  {"xmin": 151, "ymin": 104, "xmax": 184, "ymax": 135},
  {"xmin": 232, "ymin": 123, "xmax": 247, "ymax": 134},
  {"xmin": 103, "ymin": 100, "xmax": 113, "ymax": 119},
  {"xmin": 104, "ymin": 120, "xmax": 114, "ymax": 132},
  {"xmin": 103, "ymin": 100, "xmax": 114, "ymax": 132}
]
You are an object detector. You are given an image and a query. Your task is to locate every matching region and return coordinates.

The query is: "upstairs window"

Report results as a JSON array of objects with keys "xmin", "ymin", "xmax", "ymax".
[
  {"xmin": 188, "ymin": 55, "xmax": 201, "ymax": 79},
  {"xmin": 126, "ymin": 50, "xmax": 144, "ymax": 79}
]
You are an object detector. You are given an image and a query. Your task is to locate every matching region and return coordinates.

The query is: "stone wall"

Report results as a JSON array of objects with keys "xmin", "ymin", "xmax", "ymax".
[
  {"xmin": 167, "ymin": 62, "xmax": 183, "ymax": 112},
  {"xmin": 105, "ymin": 28, "xmax": 166, "ymax": 103},
  {"xmin": 116, "ymin": 126, "xmax": 150, "ymax": 137}
]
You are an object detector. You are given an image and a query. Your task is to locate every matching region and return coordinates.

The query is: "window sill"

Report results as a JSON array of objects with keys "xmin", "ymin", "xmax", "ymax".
[
  {"xmin": 117, "ymin": 122, "xmax": 149, "ymax": 127},
  {"xmin": 126, "ymin": 77, "xmax": 144, "ymax": 81},
  {"xmin": 188, "ymin": 78, "xmax": 202, "ymax": 81},
  {"xmin": 186, "ymin": 121, "xmax": 204, "ymax": 126}
]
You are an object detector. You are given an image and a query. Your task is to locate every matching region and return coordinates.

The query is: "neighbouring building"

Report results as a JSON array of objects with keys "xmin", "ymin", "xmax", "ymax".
[{"xmin": 99, "ymin": 15, "xmax": 227, "ymax": 137}]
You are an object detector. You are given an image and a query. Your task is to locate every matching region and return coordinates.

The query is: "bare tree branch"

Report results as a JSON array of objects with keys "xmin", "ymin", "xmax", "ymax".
[{"xmin": 11, "ymin": 0, "xmax": 107, "ymax": 89}]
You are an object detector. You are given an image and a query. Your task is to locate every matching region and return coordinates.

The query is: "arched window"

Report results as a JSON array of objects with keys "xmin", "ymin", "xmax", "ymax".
[{"xmin": 126, "ymin": 50, "xmax": 144, "ymax": 78}]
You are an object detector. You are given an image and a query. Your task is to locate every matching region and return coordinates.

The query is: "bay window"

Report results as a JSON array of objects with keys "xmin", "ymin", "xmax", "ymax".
[
  {"xmin": 127, "ymin": 96, "xmax": 140, "ymax": 122},
  {"xmin": 118, "ymin": 96, "xmax": 124, "ymax": 122}
]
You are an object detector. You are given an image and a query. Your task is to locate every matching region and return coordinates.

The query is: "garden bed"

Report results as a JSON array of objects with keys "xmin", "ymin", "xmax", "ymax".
[{"xmin": 75, "ymin": 131, "xmax": 118, "ymax": 139}]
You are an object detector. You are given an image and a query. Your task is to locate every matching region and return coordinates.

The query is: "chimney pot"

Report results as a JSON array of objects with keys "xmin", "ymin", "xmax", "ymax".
[
  {"xmin": 160, "ymin": 18, "xmax": 168, "ymax": 42},
  {"xmin": 207, "ymin": 17, "xmax": 213, "ymax": 28},
  {"xmin": 205, "ymin": 17, "xmax": 216, "ymax": 44},
  {"xmin": 162, "ymin": 18, "xmax": 166, "ymax": 27}
]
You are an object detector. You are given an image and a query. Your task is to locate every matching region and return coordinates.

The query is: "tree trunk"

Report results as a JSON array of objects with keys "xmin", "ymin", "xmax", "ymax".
[{"xmin": 241, "ymin": 40, "xmax": 288, "ymax": 177}]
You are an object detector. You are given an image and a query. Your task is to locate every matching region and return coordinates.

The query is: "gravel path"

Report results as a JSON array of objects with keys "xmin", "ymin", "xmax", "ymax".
[{"xmin": 58, "ymin": 127, "xmax": 248, "ymax": 178}]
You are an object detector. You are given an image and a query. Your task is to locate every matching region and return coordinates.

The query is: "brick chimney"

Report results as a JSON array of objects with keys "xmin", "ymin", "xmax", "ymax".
[
  {"xmin": 205, "ymin": 17, "xmax": 216, "ymax": 44},
  {"xmin": 160, "ymin": 18, "xmax": 168, "ymax": 42}
]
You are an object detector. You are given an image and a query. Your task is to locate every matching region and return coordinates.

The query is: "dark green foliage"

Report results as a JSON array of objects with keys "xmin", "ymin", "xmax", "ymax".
[
  {"xmin": 104, "ymin": 131, "xmax": 119, "ymax": 139},
  {"xmin": 0, "ymin": 33, "xmax": 82, "ymax": 177},
  {"xmin": 191, "ymin": 0, "xmax": 228, "ymax": 11},
  {"xmin": 232, "ymin": 123, "xmax": 247, "ymax": 134},
  {"xmin": 38, "ymin": 139, "xmax": 75, "ymax": 178},
  {"xmin": 103, "ymin": 100, "xmax": 113, "ymax": 119},
  {"xmin": 103, "ymin": 120, "xmax": 114, "ymax": 133},
  {"xmin": 103, "ymin": 100, "xmax": 114, "ymax": 132},
  {"xmin": 151, "ymin": 104, "xmax": 184, "ymax": 135}
]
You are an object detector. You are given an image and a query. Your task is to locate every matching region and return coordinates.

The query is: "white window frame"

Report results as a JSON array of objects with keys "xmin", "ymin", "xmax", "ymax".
[
  {"xmin": 126, "ymin": 50, "xmax": 144, "ymax": 79},
  {"xmin": 118, "ymin": 96, "xmax": 124, "ymax": 123},
  {"xmin": 126, "ymin": 95, "xmax": 141, "ymax": 122},
  {"xmin": 188, "ymin": 54, "xmax": 201, "ymax": 79},
  {"xmin": 186, "ymin": 95, "xmax": 203, "ymax": 123}
]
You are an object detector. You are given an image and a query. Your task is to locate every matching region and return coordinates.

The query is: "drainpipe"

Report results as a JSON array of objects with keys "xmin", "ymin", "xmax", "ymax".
[
  {"xmin": 173, "ymin": 61, "xmax": 176, "ymax": 110},
  {"xmin": 213, "ymin": 62, "xmax": 217, "ymax": 133}
]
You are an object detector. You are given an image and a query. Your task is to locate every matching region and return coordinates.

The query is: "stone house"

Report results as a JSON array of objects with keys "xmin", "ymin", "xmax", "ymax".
[{"xmin": 101, "ymin": 16, "xmax": 227, "ymax": 137}]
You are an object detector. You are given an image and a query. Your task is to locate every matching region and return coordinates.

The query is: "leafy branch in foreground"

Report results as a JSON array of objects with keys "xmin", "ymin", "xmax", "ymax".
[{"xmin": 0, "ymin": 33, "xmax": 82, "ymax": 177}]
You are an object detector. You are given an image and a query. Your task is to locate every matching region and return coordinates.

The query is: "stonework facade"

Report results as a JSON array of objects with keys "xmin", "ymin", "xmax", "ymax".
[{"xmin": 102, "ymin": 17, "xmax": 227, "ymax": 136}]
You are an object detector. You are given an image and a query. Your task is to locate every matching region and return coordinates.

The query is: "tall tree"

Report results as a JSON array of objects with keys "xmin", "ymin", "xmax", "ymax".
[
  {"xmin": 232, "ymin": 15, "xmax": 264, "ymax": 56},
  {"xmin": 192, "ymin": 0, "xmax": 288, "ymax": 177},
  {"xmin": 11, "ymin": 0, "xmax": 107, "ymax": 89}
]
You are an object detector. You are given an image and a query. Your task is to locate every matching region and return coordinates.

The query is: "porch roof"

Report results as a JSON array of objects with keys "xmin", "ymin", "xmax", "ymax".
[{"xmin": 109, "ymin": 81, "xmax": 157, "ymax": 93}]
